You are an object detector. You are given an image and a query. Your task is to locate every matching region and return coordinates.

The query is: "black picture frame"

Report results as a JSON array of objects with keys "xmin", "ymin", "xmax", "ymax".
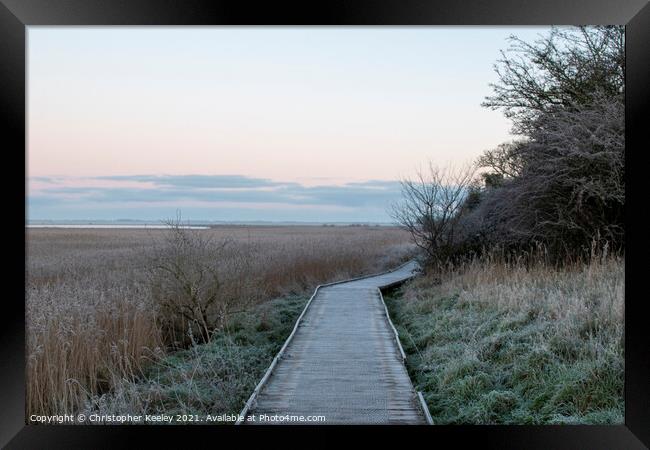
[{"xmin": 3, "ymin": 0, "xmax": 648, "ymax": 448}]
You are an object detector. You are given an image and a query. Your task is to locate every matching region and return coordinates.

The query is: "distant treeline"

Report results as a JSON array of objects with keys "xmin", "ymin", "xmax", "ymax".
[{"xmin": 393, "ymin": 26, "xmax": 625, "ymax": 267}]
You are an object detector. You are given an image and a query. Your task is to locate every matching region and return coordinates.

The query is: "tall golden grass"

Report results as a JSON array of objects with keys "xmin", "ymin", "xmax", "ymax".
[
  {"xmin": 26, "ymin": 226, "xmax": 413, "ymax": 417},
  {"xmin": 393, "ymin": 249, "xmax": 624, "ymax": 423},
  {"xmin": 422, "ymin": 248, "xmax": 624, "ymax": 333}
]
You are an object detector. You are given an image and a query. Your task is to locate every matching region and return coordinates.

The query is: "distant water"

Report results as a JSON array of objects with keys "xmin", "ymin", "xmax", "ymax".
[{"xmin": 27, "ymin": 224, "xmax": 209, "ymax": 230}]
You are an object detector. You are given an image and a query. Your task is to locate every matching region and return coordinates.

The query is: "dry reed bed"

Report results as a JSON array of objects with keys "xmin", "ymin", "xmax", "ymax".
[{"xmin": 26, "ymin": 226, "xmax": 413, "ymax": 417}]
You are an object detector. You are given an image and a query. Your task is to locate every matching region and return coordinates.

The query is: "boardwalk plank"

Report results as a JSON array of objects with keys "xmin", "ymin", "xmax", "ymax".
[{"xmin": 241, "ymin": 261, "xmax": 426, "ymax": 425}]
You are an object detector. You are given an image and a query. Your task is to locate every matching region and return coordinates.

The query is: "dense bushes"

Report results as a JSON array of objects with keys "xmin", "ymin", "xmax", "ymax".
[
  {"xmin": 471, "ymin": 95, "xmax": 624, "ymax": 255},
  {"xmin": 393, "ymin": 26, "xmax": 625, "ymax": 265}
]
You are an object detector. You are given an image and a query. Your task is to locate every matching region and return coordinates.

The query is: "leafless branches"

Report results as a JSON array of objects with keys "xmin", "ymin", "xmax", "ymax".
[
  {"xmin": 482, "ymin": 26, "xmax": 624, "ymax": 135},
  {"xmin": 397, "ymin": 26, "xmax": 624, "ymax": 267},
  {"xmin": 390, "ymin": 163, "xmax": 477, "ymax": 268},
  {"xmin": 473, "ymin": 93, "xmax": 624, "ymax": 255},
  {"xmin": 147, "ymin": 217, "xmax": 262, "ymax": 345},
  {"xmin": 477, "ymin": 141, "xmax": 526, "ymax": 181}
]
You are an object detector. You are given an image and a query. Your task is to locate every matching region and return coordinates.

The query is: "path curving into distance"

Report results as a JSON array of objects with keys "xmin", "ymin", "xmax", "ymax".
[{"xmin": 238, "ymin": 261, "xmax": 431, "ymax": 425}]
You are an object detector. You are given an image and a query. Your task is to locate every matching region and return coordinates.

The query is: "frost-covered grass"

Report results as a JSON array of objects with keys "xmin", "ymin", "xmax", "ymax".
[
  {"xmin": 384, "ymin": 256, "xmax": 624, "ymax": 424},
  {"xmin": 82, "ymin": 295, "xmax": 308, "ymax": 422}
]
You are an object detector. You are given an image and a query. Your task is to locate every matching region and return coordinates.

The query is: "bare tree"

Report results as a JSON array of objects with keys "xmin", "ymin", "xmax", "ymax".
[
  {"xmin": 390, "ymin": 163, "xmax": 477, "ymax": 268},
  {"xmin": 477, "ymin": 141, "xmax": 526, "ymax": 181},
  {"xmin": 483, "ymin": 26, "xmax": 624, "ymax": 135}
]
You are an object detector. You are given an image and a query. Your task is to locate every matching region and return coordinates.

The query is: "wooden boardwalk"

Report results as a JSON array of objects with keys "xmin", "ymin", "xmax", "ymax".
[{"xmin": 238, "ymin": 261, "xmax": 431, "ymax": 425}]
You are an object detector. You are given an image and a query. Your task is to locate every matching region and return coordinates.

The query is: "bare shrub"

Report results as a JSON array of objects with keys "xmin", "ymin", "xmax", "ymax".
[
  {"xmin": 148, "ymin": 219, "xmax": 263, "ymax": 346},
  {"xmin": 390, "ymin": 163, "xmax": 477, "ymax": 268}
]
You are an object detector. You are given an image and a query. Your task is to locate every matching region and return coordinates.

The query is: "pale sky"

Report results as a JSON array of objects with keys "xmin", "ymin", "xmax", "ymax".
[{"xmin": 27, "ymin": 26, "xmax": 551, "ymax": 222}]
